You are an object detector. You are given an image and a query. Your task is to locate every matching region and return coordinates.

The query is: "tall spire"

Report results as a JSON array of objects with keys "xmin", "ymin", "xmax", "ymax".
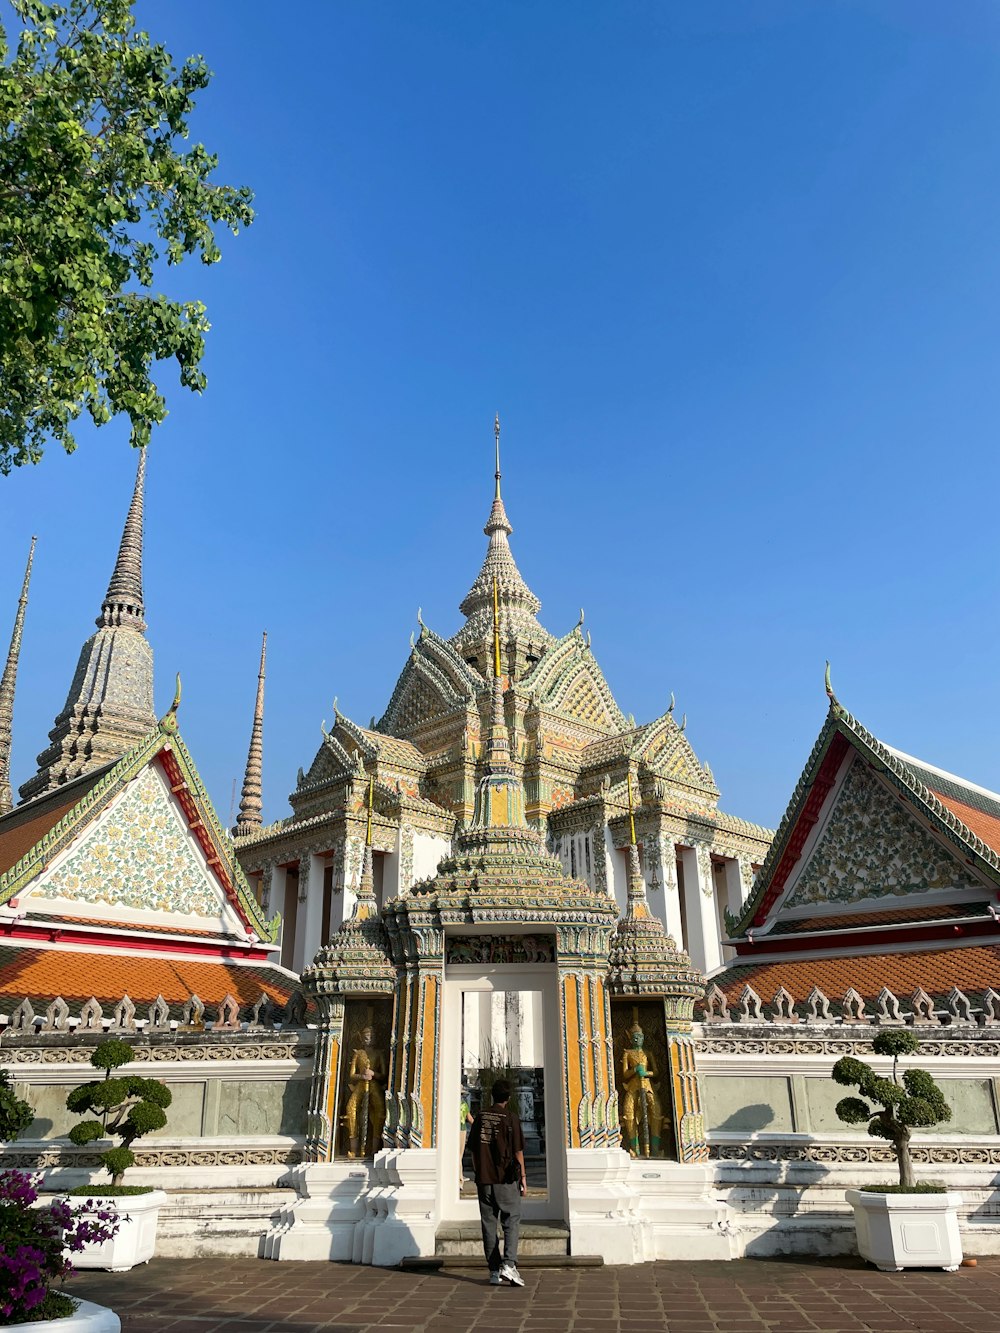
[
  {"xmin": 452, "ymin": 416, "xmax": 552, "ymax": 676},
  {"xmin": 624, "ymin": 770, "xmax": 653, "ymax": 923},
  {"xmin": 348, "ymin": 775, "xmax": 380, "ymax": 925},
  {"xmin": 233, "ymin": 631, "xmax": 267, "ymax": 837},
  {"xmin": 19, "ymin": 452, "xmax": 156, "ymax": 804},
  {"xmin": 99, "ymin": 448, "xmax": 146, "ymax": 630},
  {"xmin": 0, "ymin": 537, "xmax": 36, "ymax": 815}
]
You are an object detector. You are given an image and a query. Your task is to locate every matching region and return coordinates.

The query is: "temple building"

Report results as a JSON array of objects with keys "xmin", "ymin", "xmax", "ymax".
[
  {"xmin": 0, "ymin": 452, "xmax": 295, "ymax": 1025},
  {"xmin": 705, "ymin": 670, "xmax": 1000, "ymax": 1021},
  {"xmin": 234, "ymin": 422, "xmax": 772, "ymax": 980}
]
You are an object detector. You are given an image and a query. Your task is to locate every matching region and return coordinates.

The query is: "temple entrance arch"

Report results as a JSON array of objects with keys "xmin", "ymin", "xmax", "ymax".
[{"xmin": 440, "ymin": 956, "xmax": 566, "ymax": 1223}]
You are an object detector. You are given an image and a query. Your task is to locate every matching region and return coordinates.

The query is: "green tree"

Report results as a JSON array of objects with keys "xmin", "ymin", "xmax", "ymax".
[
  {"xmin": 832, "ymin": 1030, "xmax": 951, "ymax": 1190},
  {"xmin": 65, "ymin": 1037, "xmax": 171, "ymax": 1186},
  {"xmin": 0, "ymin": 1068, "xmax": 34, "ymax": 1141},
  {"xmin": 0, "ymin": 0, "xmax": 253, "ymax": 473}
]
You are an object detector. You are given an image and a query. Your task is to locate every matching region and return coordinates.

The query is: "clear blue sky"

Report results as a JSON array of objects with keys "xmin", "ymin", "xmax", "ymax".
[{"xmin": 3, "ymin": 2, "xmax": 1000, "ymax": 832}]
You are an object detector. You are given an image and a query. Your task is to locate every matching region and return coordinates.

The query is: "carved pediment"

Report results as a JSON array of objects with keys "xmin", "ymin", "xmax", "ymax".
[
  {"xmin": 523, "ymin": 634, "xmax": 625, "ymax": 732},
  {"xmin": 378, "ymin": 633, "xmax": 477, "ymax": 736}
]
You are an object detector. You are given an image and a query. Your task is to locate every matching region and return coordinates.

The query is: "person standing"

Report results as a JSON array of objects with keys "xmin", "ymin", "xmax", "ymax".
[
  {"xmin": 459, "ymin": 1086, "xmax": 474, "ymax": 1188},
  {"xmin": 467, "ymin": 1078, "xmax": 526, "ymax": 1286}
]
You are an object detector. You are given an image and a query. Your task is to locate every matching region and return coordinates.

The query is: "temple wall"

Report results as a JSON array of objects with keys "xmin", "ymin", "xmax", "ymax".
[
  {"xmin": 696, "ymin": 1021, "xmax": 1000, "ymax": 1258},
  {"xmin": 1, "ymin": 1026, "xmax": 313, "ymax": 1257},
  {"xmin": 410, "ymin": 830, "xmax": 450, "ymax": 887}
]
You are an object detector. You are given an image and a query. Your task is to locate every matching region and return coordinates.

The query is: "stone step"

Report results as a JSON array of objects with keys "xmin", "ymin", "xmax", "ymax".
[
  {"xmin": 434, "ymin": 1220, "xmax": 571, "ymax": 1258},
  {"xmin": 402, "ymin": 1253, "xmax": 603, "ymax": 1270}
]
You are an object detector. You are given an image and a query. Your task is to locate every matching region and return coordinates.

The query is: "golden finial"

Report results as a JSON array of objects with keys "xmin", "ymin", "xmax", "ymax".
[
  {"xmin": 494, "ymin": 413, "xmax": 502, "ymax": 500},
  {"xmin": 626, "ymin": 768, "xmax": 637, "ymax": 847},
  {"xmin": 159, "ymin": 673, "xmax": 182, "ymax": 733},
  {"xmin": 492, "ymin": 574, "xmax": 501, "ymax": 680},
  {"xmin": 366, "ymin": 774, "xmax": 374, "ymax": 847}
]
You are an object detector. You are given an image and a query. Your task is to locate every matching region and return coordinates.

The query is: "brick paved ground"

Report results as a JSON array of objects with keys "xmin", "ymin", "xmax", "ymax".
[{"xmin": 70, "ymin": 1255, "xmax": 1000, "ymax": 1333}]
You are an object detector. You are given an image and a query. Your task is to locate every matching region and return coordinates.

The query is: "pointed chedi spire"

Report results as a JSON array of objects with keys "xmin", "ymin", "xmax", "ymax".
[
  {"xmin": 623, "ymin": 770, "xmax": 653, "ymax": 924},
  {"xmin": 451, "ymin": 415, "xmax": 553, "ymax": 678},
  {"xmin": 19, "ymin": 449, "xmax": 156, "ymax": 804},
  {"xmin": 0, "ymin": 537, "xmax": 36, "ymax": 815},
  {"xmin": 99, "ymin": 446, "xmax": 146, "ymax": 629},
  {"xmin": 233, "ymin": 631, "xmax": 267, "ymax": 837}
]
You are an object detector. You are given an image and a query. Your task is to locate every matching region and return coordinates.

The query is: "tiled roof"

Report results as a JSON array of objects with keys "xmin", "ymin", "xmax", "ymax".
[
  {"xmin": 20, "ymin": 912, "xmax": 232, "ymax": 939},
  {"xmin": 0, "ymin": 944, "xmax": 297, "ymax": 1019},
  {"xmin": 929, "ymin": 789, "xmax": 1000, "ymax": 860},
  {"xmin": 709, "ymin": 944, "xmax": 1000, "ymax": 1009},
  {"xmin": 767, "ymin": 903, "xmax": 990, "ymax": 935},
  {"xmin": 0, "ymin": 769, "xmax": 109, "ymax": 877}
]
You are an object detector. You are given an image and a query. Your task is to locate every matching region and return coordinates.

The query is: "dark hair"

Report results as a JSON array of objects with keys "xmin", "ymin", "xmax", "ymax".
[{"xmin": 491, "ymin": 1079, "xmax": 512, "ymax": 1105}]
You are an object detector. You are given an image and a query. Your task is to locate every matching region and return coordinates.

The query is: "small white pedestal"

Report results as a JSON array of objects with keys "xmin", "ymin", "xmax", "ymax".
[{"xmin": 264, "ymin": 1163, "xmax": 371, "ymax": 1261}]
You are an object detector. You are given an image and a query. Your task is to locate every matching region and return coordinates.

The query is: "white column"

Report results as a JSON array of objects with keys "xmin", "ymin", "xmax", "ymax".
[
  {"xmin": 656, "ymin": 841, "xmax": 685, "ymax": 947},
  {"xmin": 293, "ymin": 852, "xmax": 325, "ymax": 973},
  {"xmin": 723, "ymin": 859, "xmax": 744, "ymax": 923},
  {"xmin": 678, "ymin": 846, "xmax": 722, "ymax": 975},
  {"xmin": 605, "ymin": 827, "xmax": 627, "ymax": 914}
]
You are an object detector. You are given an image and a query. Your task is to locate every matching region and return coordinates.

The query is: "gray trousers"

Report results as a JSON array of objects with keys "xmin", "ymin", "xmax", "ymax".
[{"xmin": 477, "ymin": 1183, "xmax": 521, "ymax": 1270}]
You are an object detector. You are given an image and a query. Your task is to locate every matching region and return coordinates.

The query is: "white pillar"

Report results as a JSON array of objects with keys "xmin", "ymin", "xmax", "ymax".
[
  {"xmin": 678, "ymin": 845, "xmax": 722, "ymax": 975},
  {"xmin": 651, "ymin": 838, "xmax": 684, "ymax": 946},
  {"xmin": 605, "ymin": 827, "xmax": 627, "ymax": 914},
  {"xmin": 293, "ymin": 851, "xmax": 325, "ymax": 973}
]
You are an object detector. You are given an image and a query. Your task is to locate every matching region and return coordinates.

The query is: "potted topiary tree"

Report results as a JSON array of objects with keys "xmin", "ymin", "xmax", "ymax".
[
  {"xmin": 64, "ymin": 1039, "xmax": 171, "ymax": 1272},
  {"xmin": 0, "ymin": 1071, "xmax": 120, "ymax": 1329},
  {"xmin": 833, "ymin": 1029, "xmax": 962, "ymax": 1272}
]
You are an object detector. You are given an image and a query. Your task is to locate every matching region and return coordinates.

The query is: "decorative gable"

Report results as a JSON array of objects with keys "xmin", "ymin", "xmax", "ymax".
[
  {"xmin": 27, "ymin": 763, "xmax": 246, "ymax": 931},
  {"xmin": 785, "ymin": 758, "xmax": 982, "ymax": 910}
]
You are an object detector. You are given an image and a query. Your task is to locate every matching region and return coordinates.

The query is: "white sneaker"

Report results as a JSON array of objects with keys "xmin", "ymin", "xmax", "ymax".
[
  {"xmin": 489, "ymin": 1271, "xmax": 502, "ymax": 1285},
  {"xmin": 500, "ymin": 1262, "xmax": 524, "ymax": 1287}
]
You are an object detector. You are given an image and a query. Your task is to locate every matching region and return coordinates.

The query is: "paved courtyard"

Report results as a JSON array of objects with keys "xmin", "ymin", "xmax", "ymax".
[{"xmin": 71, "ymin": 1255, "xmax": 1000, "ymax": 1333}]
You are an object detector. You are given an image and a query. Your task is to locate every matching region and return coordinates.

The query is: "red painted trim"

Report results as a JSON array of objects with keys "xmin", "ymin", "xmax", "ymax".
[
  {"xmin": 0, "ymin": 920, "xmax": 274, "ymax": 962},
  {"xmin": 155, "ymin": 750, "xmax": 254, "ymax": 932},
  {"xmin": 734, "ymin": 917, "xmax": 998, "ymax": 957},
  {"xmin": 753, "ymin": 731, "xmax": 851, "ymax": 927}
]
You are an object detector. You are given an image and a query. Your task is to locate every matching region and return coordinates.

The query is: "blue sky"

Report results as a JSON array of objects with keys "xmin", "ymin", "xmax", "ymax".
[{"xmin": 3, "ymin": 2, "xmax": 1000, "ymax": 831}]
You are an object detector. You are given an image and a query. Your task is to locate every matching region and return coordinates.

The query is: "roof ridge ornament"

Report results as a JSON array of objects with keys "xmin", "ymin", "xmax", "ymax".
[
  {"xmin": 825, "ymin": 660, "xmax": 840, "ymax": 710},
  {"xmin": 159, "ymin": 673, "xmax": 182, "ymax": 734}
]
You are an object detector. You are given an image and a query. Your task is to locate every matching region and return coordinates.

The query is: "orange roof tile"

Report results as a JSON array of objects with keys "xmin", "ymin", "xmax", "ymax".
[
  {"xmin": 710, "ymin": 944, "xmax": 1000, "ymax": 1010},
  {"xmin": 930, "ymin": 788, "xmax": 1000, "ymax": 859},
  {"xmin": 0, "ymin": 790, "xmax": 87, "ymax": 877},
  {"xmin": 768, "ymin": 903, "xmax": 988, "ymax": 935},
  {"xmin": 0, "ymin": 945, "xmax": 295, "ymax": 1015}
]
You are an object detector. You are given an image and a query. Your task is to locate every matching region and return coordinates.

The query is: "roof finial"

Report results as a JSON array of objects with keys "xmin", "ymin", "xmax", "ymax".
[
  {"xmin": 233, "ymin": 631, "xmax": 267, "ymax": 837},
  {"xmin": 0, "ymin": 536, "xmax": 36, "ymax": 816},
  {"xmin": 159, "ymin": 673, "xmax": 182, "ymax": 734},
  {"xmin": 825, "ymin": 660, "xmax": 839, "ymax": 709},
  {"xmin": 494, "ymin": 412, "xmax": 502, "ymax": 501},
  {"xmin": 98, "ymin": 447, "xmax": 146, "ymax": 630}
]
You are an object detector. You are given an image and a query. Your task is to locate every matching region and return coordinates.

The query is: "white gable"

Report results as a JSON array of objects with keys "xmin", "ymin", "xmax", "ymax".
[{"xmin": 23, "ymin": 762, "xmax": 249, "ymax": 936}]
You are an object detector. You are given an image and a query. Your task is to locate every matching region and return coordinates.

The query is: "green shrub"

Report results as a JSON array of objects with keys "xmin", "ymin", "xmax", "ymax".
[
  {"xmin": 832, "ymin": 1030, "xmax": 951, "ymax": 1191},
  {"xmin": 65, "ymin": 1039, "xmax": 172, "ymax": 1188}
]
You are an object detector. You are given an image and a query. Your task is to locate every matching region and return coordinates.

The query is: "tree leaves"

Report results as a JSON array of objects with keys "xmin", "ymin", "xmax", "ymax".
[{"xmin": 0, "ymin": 0, "xmax": 254, "ymax": 471}]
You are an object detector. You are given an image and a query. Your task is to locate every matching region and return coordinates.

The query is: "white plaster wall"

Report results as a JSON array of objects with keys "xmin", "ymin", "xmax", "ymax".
[{"xmin": 411, "ymin": 831, "xmax": 449, "ymax": 886}]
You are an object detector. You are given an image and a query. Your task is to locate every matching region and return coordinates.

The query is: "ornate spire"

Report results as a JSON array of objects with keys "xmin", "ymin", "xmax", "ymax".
[
  {"xmin": 624, "ymin": 770, "xmax": 653, "ymax": 923},
  {"xmin": 348, "ymin": 776, "xmax": 380, "ymax": 925},
  {"xmin": 233, "ymin": 632, "xmax": 266, "ymax": 837},
  {"xmin": 98, "ymin": 448, "xmax": 146, "ymax": 630},
  {"xmin": 19, "ymin": 454, "xmax": 155, "ymax": 803},
  {"xmin": 0, "ymin": 537, "xmax": 36, "ymax": 815},
  {"xmin": 451, "ymin": 416, "xmax": 552, "ymax": 676}
]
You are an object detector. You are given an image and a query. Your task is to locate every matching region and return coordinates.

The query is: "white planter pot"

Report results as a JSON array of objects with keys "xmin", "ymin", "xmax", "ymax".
[
  {"xmin": 845, "ymin": 1189, "xmax": 963, "ymax": 1272},
  {"xmin": 5, "ymin": 1297, "xmax": 120, "ymax": 1332},
  {"xmin": 66, "ymin": 1190, "xmax": 167, "ymax": 1273}
]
